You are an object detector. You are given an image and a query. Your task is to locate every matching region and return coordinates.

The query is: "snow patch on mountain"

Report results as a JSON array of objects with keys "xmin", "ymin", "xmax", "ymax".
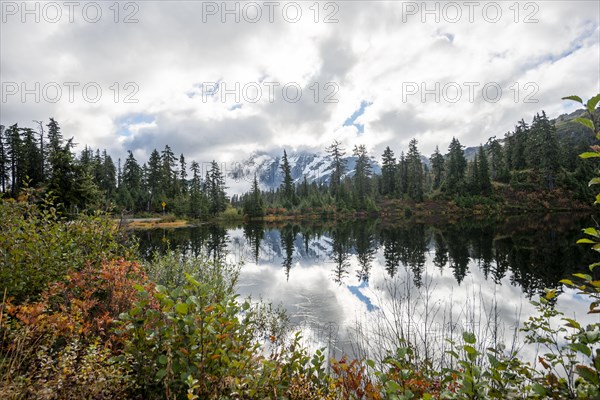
[{"xmin": 226, "ymin": 150, "xmax": 381, "ymax": 196}]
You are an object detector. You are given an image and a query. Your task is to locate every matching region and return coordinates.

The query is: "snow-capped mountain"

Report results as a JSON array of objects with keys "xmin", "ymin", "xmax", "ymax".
[{"xmin": 226, "ymin": 151, "xmax": 381, "ymax": 195}]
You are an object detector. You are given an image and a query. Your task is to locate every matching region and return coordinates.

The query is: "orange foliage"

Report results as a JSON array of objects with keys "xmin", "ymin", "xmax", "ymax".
[
  {"xmin": 330, "ymin": 357, "xmax": 382, "ymax": 400},
  {"xmin": 5, "ymin": 259, "xmax": 156, "ymax": 349}
]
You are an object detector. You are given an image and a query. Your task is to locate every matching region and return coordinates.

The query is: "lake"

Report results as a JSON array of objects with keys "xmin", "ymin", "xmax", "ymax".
[{"xmin": 133, "ymin": 213, "xmax": 600, "ymax": 365}]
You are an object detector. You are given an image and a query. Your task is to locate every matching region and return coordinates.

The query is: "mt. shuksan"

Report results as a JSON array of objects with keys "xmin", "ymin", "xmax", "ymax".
[{"xmin": 226, "ymin": 151, "xmax": 381, "ymax": 195}]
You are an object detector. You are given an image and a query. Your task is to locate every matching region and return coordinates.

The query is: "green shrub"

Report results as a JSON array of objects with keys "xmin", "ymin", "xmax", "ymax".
[{"xmin": 0, "ymin": 194, "xmax": 134, "ymax": 302}]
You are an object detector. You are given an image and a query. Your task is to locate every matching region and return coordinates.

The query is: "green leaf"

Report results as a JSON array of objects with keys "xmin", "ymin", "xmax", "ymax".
[
  {"xmin": 562, "ymin": 318, "xmax": 581, "ymax": 330},
  {"xmin": 487, "ymin": 354, "xmax": 500, "ymax": 367},
  {"xmin": 560, "ymin": 279, "xmax": 574, "ymax": 286},
  {"xmin": 532, "ymin": 383, "xmax": 547, "ymax": 395},
  {"xmin": 397, "ymin": 347, "xmax": 408, "ymax": 358},
  {"xmin": 463, "ymin": 331, "xmax": 476, "ymax": 344},
  {"xmin": 156, "ymin": 285, "xmax": 167, "ymax": 293},
  {"xmin": 577, "ymin": 238, "xmax": 597, "ymax": 244},
  {"xmin": 589, "ymin": 262, "xmax": 600, "ymax": 271},
  {"xmin": 385, "ymin": 380, "xmax": 401, "ymax": 394},
  {"xmin": 574, "ymin": 117, "xmax": 595, "ymax": 131},
  {"xmin": 589, "ymin": 177, "xmax": 600, "ymax": 187},
  {"xmin": 175, "ymin": 303, "xmax": 189, "ymax": 315},
  {"xmin": 576, "ymin": 365, "xmax": 600, "ymax": 384},
  {"xmin": 133, "ymin": 283, "xmax": 145, "ymax": 292},
  {"xmin": 583, "ymin": 227, "xmax": 600, "ymax": 238},
  {"xmin": 562, "ymin": 95, "xmax": 583, "ymax": 104},
  {"xmin": 586, "ymin": 93, "xmax": 600, "ymax": 114},
  {"xmin": 156, "ymin": 368, "xmax": 167, "ymax": 380},
  {"xmin": 158, "ymin": 355, "xmax": 168, "ymax": 365},
  {"xmin": 569, "ymin": 343, "xmax": 591, "ymax": 357},
  {"xmin": 464, "ymin": 345, "xmax": 478, "ymax": 355},
  {"xmin": 579, "ymin": 152, "xmax": 600, "ymax": 159},
  {"xmin": 446, "ymin": 350, "xmax": 459, "ymax": 359},
  {"xmin": 573, "ymin": 273, "xmax": 593, "ymax": 281}
]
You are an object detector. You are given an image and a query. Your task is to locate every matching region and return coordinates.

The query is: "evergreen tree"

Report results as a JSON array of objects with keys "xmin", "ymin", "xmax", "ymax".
[
  {"xmin": 5, "ymin": 124, "xmax": 22, "ymax": 196},
  {"xmin": 280, "ymin": 150, "xmax": 295, "ymax": 206},
  {"xmin": 352, "ymin": 144, "xmax": 372, "ymax": 208},
  {"xmin": 430, "ymin": 146, "xmax": 445, "ymax": 190},
  {"xmin": 117, "ymin": 158, "xmax": 122, "ymax": 188},
  {"xmin": 326, "ymin": 140, "xmax": 346, "ymax": 197},
  {"xmin": 19, "ymin": 127, "xmax": 43, "ymax": 186},
  {"xmin": 298, "ymin": 175, "xmax": 309, "ymax": 199},
  {"xmin": 486, "ymin": 136, "xmax": 508, "ymax": 182},
  {"xmin": 477, "ymin": 145, "xmax": 492, "ymax": 194},
  {"xmin": 406, "ymin": 139, "xmax": 423, "ymax": 201},
  {"xmin": 206, "ymin": 161, "xmax": 228, "ymax": 215},
  {"xmin": 100, "ymin": 150, "xmax": 117, "ymax": 198},
  {"xmin": 121, "ymin": 151, "xmax": 143, "ymax": 210},
  {"xmin": 446, "ymin": 137, "xmax": 467, "ymax": 194},
  {"xmin": 147, "ymin": 149, "xmax": 163, "ymax": 209},
  {"xmin": 33, "ymin": 120, "xmax": 45, "ymax": 180},
  {"xmin": 380, "ymin": 146, "xmax": 397, "ymax": 196},
  {"xmin": 468, "ymin": 155, "xmax": 480, "ymax": 194},
  {"xmin": 0, "ymin": 125, "xmax": 6, "ymax": 193},
  {"xmin": 536, "ymin": 111, "xmax": 560, "ymax": 190},
  {"xmin": 243, "ymin": 174, "xmax": 264, "ymax": 218},
  {"xmin": 179, "ymin": 154, "xmax": 187, "ymax": 195},
  {"xmin": 511, "ymin": 119, "xmax": 528, "ymax": 170},
  {"xmin": 46, "ymin": 118, "xmax": 63, "ymax": 180},
  {"xmin": 161, "ymin": 145, "xmax": 177, "ymax": 197},
  {"xmin": 189, "ymin": 160, "xmax": 207, "ymax": 218},
  {"xmin": 49, "ymin": 136, "xmax": 94, "ymax": 210},
  {"xmin": 281, "ymin": 225, "xmax": 295, "ymax": 281},
  {"xmin": 397, "ymin": 151, "xmax": 408, "ymax": 197},
  {"xmin": 504, "ymin": 131, "xmax": 514, "ymax": 173}
]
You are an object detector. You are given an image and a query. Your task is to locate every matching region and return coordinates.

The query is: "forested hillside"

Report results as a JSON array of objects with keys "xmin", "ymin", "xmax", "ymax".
[{"xmin": 1, "ymin": 108, "xmax": 598, "ymax": 218}]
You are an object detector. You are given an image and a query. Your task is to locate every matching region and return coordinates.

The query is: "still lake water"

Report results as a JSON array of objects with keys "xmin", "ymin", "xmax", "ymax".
[{"xmin": 134, "ymin": 213, "xmax": 600, "ymax": 363}]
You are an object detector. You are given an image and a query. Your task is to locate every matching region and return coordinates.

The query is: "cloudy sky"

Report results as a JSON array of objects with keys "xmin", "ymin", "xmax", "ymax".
[{"xmin": 1, "ymin": 1, "xmax": 599, "ymax": 166}]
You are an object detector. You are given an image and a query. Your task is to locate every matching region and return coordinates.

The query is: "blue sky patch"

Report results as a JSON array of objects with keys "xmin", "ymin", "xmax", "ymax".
[
  {"xmin": 343, "ymin": 100, "xmax": 372, "ymax": 134},
  {"xmin": 347, "ymin": 280, "xmax": 378, "ymax": 312},
  {"xmin": 117, "ymin": 113, "xmax": 155, "ymax": 136}
]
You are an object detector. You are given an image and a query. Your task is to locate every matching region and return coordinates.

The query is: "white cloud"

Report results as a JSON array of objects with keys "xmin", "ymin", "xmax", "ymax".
[{"xmin": 1, "ymin": 1, "xmax": 598, "ymax": 164}]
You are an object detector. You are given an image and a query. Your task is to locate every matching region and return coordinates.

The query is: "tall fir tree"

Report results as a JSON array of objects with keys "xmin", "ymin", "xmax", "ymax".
[
  {"xmin": 207, "ymin": 160, "xmax": 228, "ymax": 215},
  {"xmin": 537, "ymin": 111, "xmax": 560, "ymax": 190},
  {"xmin": 20, "ymin": 127, "xmax": 43, "ymax": 186},
  {"xmin": 486, "ymin": 136, "xmax": 508, "ymax": 182},
  {"xmin": 326, "ymin": 140, "xmax": 346, "ymax": 197},
  {"xmin": 430, "ymin": 146, "xmax": 445, "ymax": 190},
  {"xmin": 380, "ymin": 146, "xmax": 397, "ymax": 196},
  {"xmin": 161, "ymin": 145, "xmax": 177, "ymax": 197},
  {"xmin": 280, "ymin": 150, "xmax": 295, "ymax": 206},
  {"xmin": 189, "ymin": 160, "xmax": 207, "ymax": 218},
  {"xmin": 352, "ymin": 144, "xmax": 372, "ymax": 208},
  {"xmin": 120, "ymin": 151, "xmax": 143, "ymax": 210},
  {"xmin": 179, "ymin": 154, "xmax": 187, "ymax": 195},
  {"xmin": 147, "ymin": 149, "xmax": 163, "ymax": 208},
  {"xmin": 446, "ymin": 137, "xmax": 467, "ymax": 194},
  {"xmin": 244, "ymin": 174, "xmax": 264, "ymax": 218},
  {"xmin": 0, "ymin": 125, "xmax": 6, "ymax": 193},
  {"xmin": 406, "ymin": 139, "xmax": 424, "ymax": 201}
]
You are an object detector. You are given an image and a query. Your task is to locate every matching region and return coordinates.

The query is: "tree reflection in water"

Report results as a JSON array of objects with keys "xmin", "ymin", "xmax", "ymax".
[{"xmin": 135, "ymin": 213, "xmax": 593, "ymax": 298}]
